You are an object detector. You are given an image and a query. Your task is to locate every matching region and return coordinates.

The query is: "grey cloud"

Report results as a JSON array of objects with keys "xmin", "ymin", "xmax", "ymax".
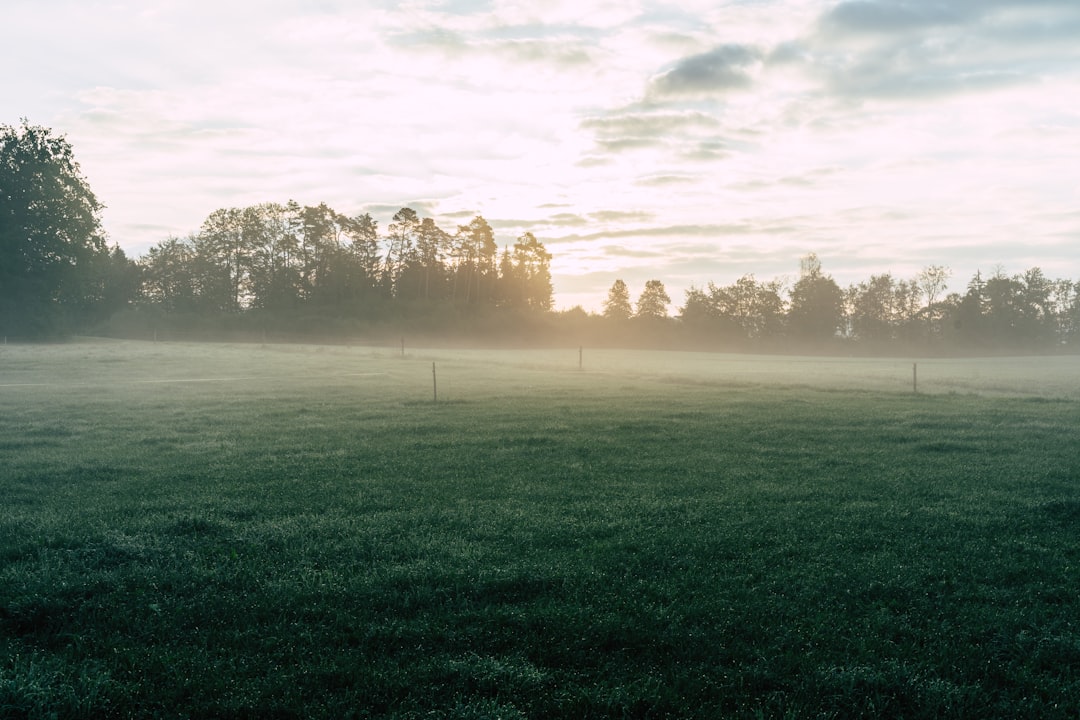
[
  {"xmin": 483, "ymin": 211, "xmax": 653, "ymax": 233},
  {"xmin": 581, "ymin": 110, "xmax": 725, "ymax": 157},
  {"xmin": 549, "ymin": 213, "xmax": 589, "ymax": 227},
  {"xmin": 766, "ymin": 40, "xmax": 810, "ymax": 66},
  {"xmin": 646, "ymin": 30, "xmax": 706, "ymax": 53},
  {"xmin": 499, "ymin": 38, "xmax": 593, "ymax": 67},
  {"xmin": 820, "ymin": 0, "xmax": 1080, "ymax": 39},
  {"xmin": 982, "ymin": 8, "xmax": 1080, "ymax": 47},
  {"xmin": 391, "ymin": 24, "xmax": 595, "ymax": 68},
  {"xmin": 819, "ymin": 1, "xmax": 968, "ymax": 36},
  {"xmin": 394, "ymin": 26, "xmax": 470, "ymax": 53},
  {"xmin": 635, "ymin": 174, "xmax": 698, "ymax": 186},
  {"xmin": 438, "ymin": 210, "xmax": 480, "ymax": 220},
  {"xmin": 437, "ymin": 0, "xmax": 496, "ymax": 16},
  {"xmin": 596, "ymin": 137, "xmax": 662, "ymax": 153},
  {"xmin": 647, "ymin": 44, "xmax": 763, "ymax": 98},
  {"xmin": 680, "ymin": 139, "xmax": 729, "ymax": 162},
  {"xmin": 830, "ymin": 60, "xmax": 1024, "ymax": 100},
  {"xmin": 581, "ymin": 111, "xmax": 719, "ymax": 137},
  {"xmin": 556, "ymin": 223, "xmax": 754, "ymax": 243},
  {"xmin": 589, "ymin": 210, "xmax": 655, "ymax": 223},
  {"xmin": 807, "ymin": 0, "xmax": 1080, "ymax": 100},
  {"xmin": 731, "ymin": 168, "xmax": 843, "ymax": 192},
  {"xmin": 600, "ymin": 245, "xmax": 666, "ymax": 259},
  {"xmin": 482, "ymin": 217, "xmax": 527, "ymax": 230},
  {"xmin": 575, "ymin": 156, "xmax": 613, "ymax": 168}
]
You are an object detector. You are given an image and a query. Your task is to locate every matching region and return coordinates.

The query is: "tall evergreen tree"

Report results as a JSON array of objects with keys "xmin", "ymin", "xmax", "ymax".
[
  {"xmin": 603, "ymin": 279, "xmax": 632, "ymax": 320},
  {"xmin": 414, "ymin": 217, "xmax": 450, "ymax": 301},
  {"xmin": 384, "ymin": 207, "xmax": 419, "ymax": 297},
  {"xmin": 511, "ymin": 232, "xmax": 553, "ymax": 311}
]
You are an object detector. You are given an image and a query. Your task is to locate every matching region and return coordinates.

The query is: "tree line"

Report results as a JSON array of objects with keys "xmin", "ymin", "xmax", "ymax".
[
  {"xmin": 138, "ymin": 203, "xmax": 554, "ymax": 318},
  {"xmin": 598, "ymin": 254, "xmax": 1079, "ymax": 353},
  {"xmin": 3, "ymin": 121, "xmax": 1078, "ymax": 353}
]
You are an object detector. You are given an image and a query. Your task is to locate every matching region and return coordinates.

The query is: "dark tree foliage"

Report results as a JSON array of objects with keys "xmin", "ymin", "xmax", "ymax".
[
  {"xmin": 124, "ymin": 208, "xmax": 1080, "ymax": 352},
  {"xmin": 135, "ymin": 203, "xmax": 554, "ymax": 334},
  {"xmin": 0, "ymin": 121, "xmax": 109, "ymax": 336},
  {"xmin": 787, "ymin": 253, "xmax": 844, "ymax": 342},
  {"xmin": 680, "ymin": 275, "xmax": 784, "ymax": 343}
]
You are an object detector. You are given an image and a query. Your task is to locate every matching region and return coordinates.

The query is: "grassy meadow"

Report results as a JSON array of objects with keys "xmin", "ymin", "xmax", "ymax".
[{"xmin": 2, "ymin": 339, "xmax": 1079, "ymax": 718}]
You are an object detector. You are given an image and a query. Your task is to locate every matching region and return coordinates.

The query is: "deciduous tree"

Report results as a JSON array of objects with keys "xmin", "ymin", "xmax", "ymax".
[
  {"xmin": 635, "ymin": 279, "xmax": 671, "ymax": 319},
  {"xmin": 787, "ymin": 253, "xmax": 843, "ymax": 342},
  {"xmin": 0, "ymin": 121, "xmax": 109, "ymax": 335}
]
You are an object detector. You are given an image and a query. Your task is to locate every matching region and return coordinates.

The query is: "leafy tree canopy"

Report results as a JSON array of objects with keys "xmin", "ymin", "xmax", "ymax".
[
  {"xmin": 0, "ymin": 120, "xmax": 107, "ymax": 335},
  {"xmin": 635, "ymin": 279, "xmax": 671, "ymax": 319}
]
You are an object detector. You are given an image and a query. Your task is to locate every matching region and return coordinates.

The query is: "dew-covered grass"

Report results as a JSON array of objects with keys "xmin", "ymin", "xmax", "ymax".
[{"xmin": 2, "ymin": 340, "xmax": 1079, "ymax": 718}]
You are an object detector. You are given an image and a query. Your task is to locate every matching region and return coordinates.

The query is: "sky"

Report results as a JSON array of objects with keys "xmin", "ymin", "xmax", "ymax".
[{"xmin": 4, "ymin": 0, "xmax": 1080, "ymax": 311}]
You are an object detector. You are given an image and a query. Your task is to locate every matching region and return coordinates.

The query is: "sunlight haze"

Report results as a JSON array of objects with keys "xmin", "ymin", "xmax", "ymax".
[{"xmin": 5, "ymin": 0, "xmax": 1079, "ymax": 310}]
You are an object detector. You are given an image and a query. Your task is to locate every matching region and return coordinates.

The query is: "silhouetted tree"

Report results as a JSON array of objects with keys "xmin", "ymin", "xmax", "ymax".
[
  {"xmin": 787, "ymin": 253, "xmax": 843, "ymax": 342},
  {"xmin": 950, "ymin": 270, "xmax": 987, "ymax": 347},
  {"xmin": 141, "ymin": 236, "xmax": 199, "ymax": 312},
  {"xmin": 298, "ymin": 202, "xmax": 352, "ymax": 308},
  {"xmin": 452, "ymin": 215, "xmax": 497, "ymax": 304},
  {"xmin": 848, "ymin": 273, "xmax": 900, "ymax": 345},
  {"xmin": 635, "ymin": 279, "xmax": 671, "ymax": 319},
  {"xmin": 341, "ymin": 212, "xmax": 381, "ymax": 300},
  {"xmin": 511, "ymin": 232, "xmax": 553, "ymax": 311},
  {"xmin": 0, "ymin": 121, "xmax": 110, "ymax": 335},
  {"xmin": 917, "ymin": 264, "xmax": 951, "ymax": 340},
  {"xmin": 680, "ymin": 285, "xmax": 718, "ymax": 323},
  {"xmin": 1065, "ymin": 280, "xmax": 1080, "ymax": 346},
  {"xmin": 246, "ymin": 202, "xmax": 300, "ymax": 311},
  {"xmin": 1017, "ymin": 267, "xmax": 1059, "ymax": 346},
  {"xmin": 716, "ymin": 274, "xmax": 785, "ymax": 339},
  {"xmin": 413, "ymin": 217, "xmax": 451, "ymax": 301},
  {"xmin": 603, "ymin": 279, "xmax": 632, "ymax": 320},
  {"xmin": 680, "ymin": 276, "xmax": 785, "ymax": 342},
  {"xmin": 384, "ymin": 207, "xmax": 419, "ymax": 296},
  {"xmin": 196, "ymin": 207, "xmax": 251, "ymax": 312},
  {"xmin": 85, "ymin": 244, "xmax": 141, "ymax": 324}
]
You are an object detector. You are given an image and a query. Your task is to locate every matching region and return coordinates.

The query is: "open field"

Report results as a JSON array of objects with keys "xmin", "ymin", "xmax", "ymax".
[{"xmin": 2, "ymin": 340, "xmax": 1080, "ymax": 718}]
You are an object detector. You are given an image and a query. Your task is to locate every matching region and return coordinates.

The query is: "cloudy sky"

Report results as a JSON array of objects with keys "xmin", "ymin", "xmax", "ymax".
[{"xmin": 5, "ymin": 0, "xmax": 1080, "ymax": 310}]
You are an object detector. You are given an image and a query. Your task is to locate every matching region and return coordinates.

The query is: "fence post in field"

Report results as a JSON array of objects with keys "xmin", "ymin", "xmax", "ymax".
[
  {"xmin": 432, "ymin": 362, "xmax": 437, "ymax": 403},
  {"xmin": 579, "ymin": 346, "xmax": 583, "ymax": 370},
  {"xmin": 913, "ymin": 362, "xmax": 918, "ymax": 394},
  {"xmin": 401, "ymin": 337, "xmax": 405, "ymax": 358}
]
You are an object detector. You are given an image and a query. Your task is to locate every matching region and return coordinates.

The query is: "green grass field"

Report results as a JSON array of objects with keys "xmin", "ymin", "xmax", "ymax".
[{"xmin": 2, "ymin": 340, "xmax": 1079, "ymax": 718}]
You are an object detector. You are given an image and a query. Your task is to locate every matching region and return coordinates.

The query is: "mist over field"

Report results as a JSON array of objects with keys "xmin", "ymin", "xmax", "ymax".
[
  {"xmin": 3, "ymin": 339, "xmax": 1080, "ymax": 717},
  {"xmin": 2, "ymin": 339, "xmax": 1076, "ymax": 398}
]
